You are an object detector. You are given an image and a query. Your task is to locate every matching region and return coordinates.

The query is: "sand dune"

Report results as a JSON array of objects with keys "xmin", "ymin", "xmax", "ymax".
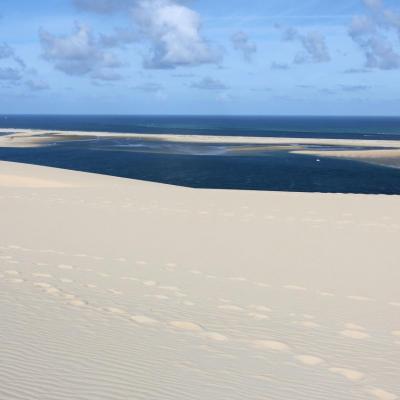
[{"xmin": 0, "ymin": 161, "xmax": 399, "ymax": 400}]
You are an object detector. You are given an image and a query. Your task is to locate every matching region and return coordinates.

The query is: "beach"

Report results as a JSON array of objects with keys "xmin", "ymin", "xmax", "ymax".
[{"xmin": 1, "ymin": 160, "xmax": 399, "ymax": 400}]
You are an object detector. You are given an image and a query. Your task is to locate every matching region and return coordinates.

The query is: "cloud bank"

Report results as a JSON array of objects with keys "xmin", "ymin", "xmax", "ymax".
[
  {"xmin": 39, "ymin": 23, "xmax": 123, "ymax": 79},
  {"xmin": 70, "ymin": 0, "xmax": 221, "ymax": 70},
  {"xmin": 282, "ymin": 27, "xmax": 331, "ymax": 64},
  {"xmin": 349, "ymin": 0, "xmax": 400, "ymax": 69}
]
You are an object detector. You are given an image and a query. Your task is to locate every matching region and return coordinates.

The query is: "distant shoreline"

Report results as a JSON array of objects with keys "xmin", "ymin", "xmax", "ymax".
[{"xmin": 1, "ymin": 128, "xmax": 400, "ymax": 149}]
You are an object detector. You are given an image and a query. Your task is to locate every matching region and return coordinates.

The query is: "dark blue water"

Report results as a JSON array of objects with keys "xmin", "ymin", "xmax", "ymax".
[
  {"xmin": 2, "ymin": 114, "xmax": 400, "ymax": 140},
  {"xmin": 1, "ymin": 115, "xmax": 400, "ymax": 194}
]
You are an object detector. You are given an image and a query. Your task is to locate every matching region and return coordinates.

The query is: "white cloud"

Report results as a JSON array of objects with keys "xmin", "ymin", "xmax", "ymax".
[
  {"xmin": 99, "ymin": 28, "xmax": 138, "ymax": 48},
  {"xmin": 340, "ymin": 84, "xmax": 370, "ymax": 92},
  {"xmin": 281, "ymin": 27, "xmax": 331, "ymax": 64},
  {"xmin": 231, "ymin": 31, "xmax": 257, "ymax": 62},
  {"xmin": 0, "ymin": 42, "xmax": 25, "ymax": 68},
  {"xmin": 0, "ymin": 42, "xmax": 49, "ymax": 90},
  {"xmin": 72, "ymin": 0, "xmax": 221, "ymax": 69},
  {"xmin": 0, "ymin": 67, "xmax": 22, "ymax": 81},
  {"xmin": 190, "ymin": 77, "xmax": 228, "ymax": 90},
  {"xmin": 271, "ymin": 61, "xmax": 290, "ymax": 70},
  {"xmin": 298, "ymin": 31, "xmax": 330, "ymax": 63},
  {"xmin": 39, "ymin": 23, "xmax": 123, "ymax": 78},
  {"xmin": 133, "ymin": 0, "xmax": 220, "ymax": 69},
  {"xmin": 132, "ymin": 82, "xmax": 163, "ymax": 92},
  {"xmin": 349, "ymin": 0, "xmax": 400, "ymax": 69},
  {"xmin": 26, "ymin": 79, "xmax": 50, "ymax": 91}
]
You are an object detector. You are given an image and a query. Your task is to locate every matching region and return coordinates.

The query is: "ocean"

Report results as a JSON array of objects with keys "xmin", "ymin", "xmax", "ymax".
[{"xmin": 1, "ymin": 115, "xmax": 400, "ymax": 194}]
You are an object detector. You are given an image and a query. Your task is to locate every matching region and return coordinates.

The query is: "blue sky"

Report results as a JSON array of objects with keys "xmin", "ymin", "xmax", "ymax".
[{"xmin": 1, "ymin": 0, "xmax": 400, "ymax": 115}]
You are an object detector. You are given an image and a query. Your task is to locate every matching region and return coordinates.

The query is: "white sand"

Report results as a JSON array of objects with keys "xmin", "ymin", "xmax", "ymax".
[
  {"xmin": 0, "ymin": 161, "xmax": 399, "ymax": 400},
  {"xmin": 0, "ymin": 173, "xmax": 77, "ymax": 188},
  {"xmin": 2, "ymin": 127, "xmax": 400, "ymax": 148},
  {"xmin": 293, "ymin": 149, "xmax": 400, "ymax": 159}
]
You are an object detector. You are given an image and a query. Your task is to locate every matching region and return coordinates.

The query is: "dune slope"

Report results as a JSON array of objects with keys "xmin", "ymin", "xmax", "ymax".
[{"xmin": 0, "ymin": 161, "xmax": 399, "ymax": 400}]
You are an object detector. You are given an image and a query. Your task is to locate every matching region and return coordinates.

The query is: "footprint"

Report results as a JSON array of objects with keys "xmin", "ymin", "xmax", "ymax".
[
  {"xmin": 108, "ymin": 289, "xmax": 123, "ymax": 295},
  {"xmin": 143, "ymin": 280, "xmax": 157, "ymax": 287},
  {"xmin": 218, "ymin": 305, "xmax": 244, "ymax": 312},
  {"xmin": 345, "ymin": 323, "xmax": 366, "ymax": 331},
  {"xmin": 329, "ymin": 367, "xmax": 364, "ymax": 382},
  {"xmin": 300, "ymin": 321, "xmax": 321, "ymax": 329},
  {"xmin": 130, "ymin": 315, "xmax": 158, "ymax": 325},
  {"xmin": 39, "ymin": 249, "xmax": 56, "ymax": 254},
  {"xmin": 347, "ymin": 295, "xmax": 374, "ymax": 302},
  {"xmin": 136, "ymin": 261, "xmax": 147, "ymax": 265},
  {"xmin": 295, "ymin": 355, "xmax": 324, "ymax": 366},
  {"xmin": 32, "ymin": 273, "xmax": 52, "ymax": 278},
  {"xmin": 318, "ymin": 291, "xmax": 335, "ymax": 297},
  {"xmin": 254, "ymin": 282, "xmax": 270, "ymax": 288},
  {"xmin": 60, "ymin": 278, "xmax": 73, "ymax": 284},
  {"xmin": 158, "ymin": 286, "xmax": 179, "ymax": 291},
  {"xmin": 5, "ymin": 270, "xmax": 19, "ymax": 276},
  {"xmin": 250, "ymin": 305, "xmax": 272, "ymax": 313},
  {"xmin": 121, "ymin": 277, "xmax": 139, "ymax": 282},
  {"xmin": 9, "ymin": 278, "xmax": 24, "ymax": 283},
  {"xmin": 252, "ymin": 340, "xmax": 290, "ymax": 352},
  {"xmin": 201, "ymin": 332, "xmax": 228, "ymax": 342},
  {"xmin": 248, "ymin": 313, "xmax": 270, "ymax": 320},
  {"xmin": 169, "ymin": 321, "xmax": 203, "ymax": 332},
  {"xmin": 146, "ymin": 294, "xmax": 169, "ymax": 300},
  {"xmin": 46, "ymin": 287, "xmax": 61, "ymax": 295},
  {"xmin": 33, "ymin": 282, "xmax": 52, "ymax": 288},
  {"xmin": 366, "ymin": 388, "xmax": 398, "ymax": 400},
  {"xmin": 284, "ymin": 285, "xmax": 307, "ymax": 292},
  {"xmin": 166, "ymin": 262, "xmax": 177, "ymax": 267},
  {"xmin": 67, "ymin": 299, "xmax": 87, "ymax": 307},
  {"xmin": 340, "ymin": 330, "xmax": 370, "ymax": 340},
  {"xmin": 229, "ymin": 277, "xmax": 247, "ymax": 282},
  {"xmin": 103, "ymin": 307, "xmax": 127, "ymax": 315},
  {"xmin": 190, "ymin": 270, "xmax": 201, "ymax": 275},
  {"xmin": 8, "ymin": 245, "xmax": 21, "ymax": 249},
  {"xmin": 58, "ymin": 264, "xmax": 73, "ymax": 270}
]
